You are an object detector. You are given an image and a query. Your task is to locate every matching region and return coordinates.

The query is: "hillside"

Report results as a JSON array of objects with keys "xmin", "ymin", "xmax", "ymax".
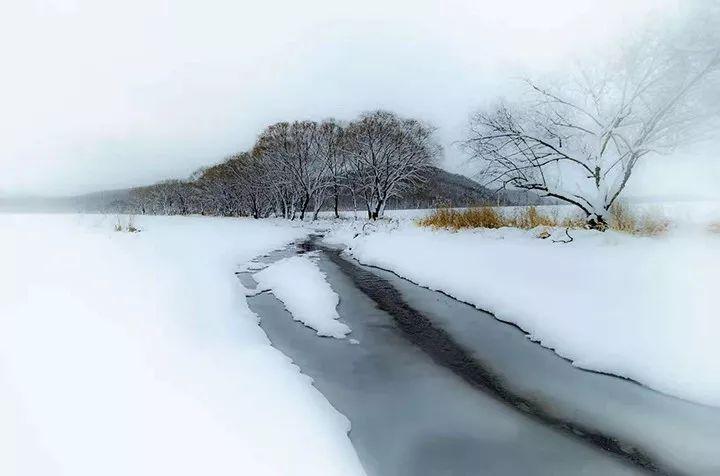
[
  {"xmin": 0, "ymin": 167, "xmax": 544, "ymax": 214},
  {"xmin": 385, "ymin": 167, "xmax": 544, "ymax": 209}
]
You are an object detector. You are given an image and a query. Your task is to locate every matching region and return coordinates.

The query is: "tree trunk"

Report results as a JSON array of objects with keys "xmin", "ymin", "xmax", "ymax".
[
  {"xmin": 377, "ymin": 199, "xmax": 387, "ymax": 219},
  {"xmin": 333, "ymin": 185, "xmax": 340, "ymax": 219},
  {"xmin": 279, "ymin": 196, "xmax": 287, "ymax": 219},
  {"xmin": 312, "ymin": 198, "xmax": 324, "ymax": 221},
  {"xmin": 586, "ymin": 214, "xmax": 608, "ymax": 231},
  {"xmin": 351, "ymin": 190, "xmax": 358, "ymax": 220},
  {"xmin": 299, "ymin": 193, "xmax": 310, "ymax": 221},
  {"xmin": 373, "ymin": 199, "xmax": 385, "ymax": 220}
]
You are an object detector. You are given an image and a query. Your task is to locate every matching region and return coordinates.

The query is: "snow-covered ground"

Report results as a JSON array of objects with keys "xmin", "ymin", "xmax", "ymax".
[
  {"xmin": 0, "ymin": 214, "xmax": 366, "ymax": 476},
  {"xmin": 324, "ymin": 204, "xmax": 720, "ymax": 408},
  {"xmin": 253, "ymin": 254, "xmax": 351, "ymax": 338},
  {"xmin": 3, "ymin": 202, "xmax": 718, "ymax": 475},
  {"xmin": 319, "ymin": 199, "xmax": 720, "ymax": 225}
]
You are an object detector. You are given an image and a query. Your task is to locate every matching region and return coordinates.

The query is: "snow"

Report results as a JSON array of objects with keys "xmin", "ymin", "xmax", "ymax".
[
  {"xmin": 317, "ymin": 199, "xmax": 720, "ymax": 225},
  {"xmin": 339, "ymin": 220, "xmax": 720, "ymax": 407},
  {"xmin": 253, "ymin": 255, "xmax": 351, "ymax": 338},
  {"xmin": 0, "ymin": 214, "xmax": 366, "ymax": 476},
  {"xmin": 4, "ymin": 202, "xmax": 718, "ymax": 474}
]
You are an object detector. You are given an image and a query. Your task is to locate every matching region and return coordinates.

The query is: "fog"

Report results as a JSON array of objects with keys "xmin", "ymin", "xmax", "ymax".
[{"xmin": 1, "ymin": 0, "xmax": 716, "ymax": 199}]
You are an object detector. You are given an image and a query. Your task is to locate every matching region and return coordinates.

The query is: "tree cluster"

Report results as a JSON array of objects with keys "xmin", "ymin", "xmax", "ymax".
[{"xmin": 124, "ymin": 110, "xmax": 440, "ymax": 220}]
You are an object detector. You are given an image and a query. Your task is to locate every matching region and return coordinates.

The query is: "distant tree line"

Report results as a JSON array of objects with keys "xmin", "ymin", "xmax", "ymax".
[
  {"xmin": 121, "ymin": 110, "xmax": 440, "ymax": 220},
  {"xmin": 111, "ymin": 5, "xmax": 720, "ymax": 231}
]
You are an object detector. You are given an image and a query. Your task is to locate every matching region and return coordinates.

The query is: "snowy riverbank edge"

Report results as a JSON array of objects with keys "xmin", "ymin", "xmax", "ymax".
[
  {"xmin": 0, "ymin": 214, "xmax": 367, "ymax": 476},
  {"xmin": 325, "ymin": 220, "xmax": 720, "ymax": 408}
]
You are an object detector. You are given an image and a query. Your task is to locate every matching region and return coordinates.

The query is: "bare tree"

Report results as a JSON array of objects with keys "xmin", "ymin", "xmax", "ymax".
[
  {"xmin": 326, "ymin": 148, "xmax": 347, "ymax": 219},
  {"xmin": 225, "ymin": 153, "xmax": 273, "ymax": 218},
  {"xmin": 313, "ymin": 119, "xmax": 345, "ymax": 220},
  {"xmin": 128, "ymin": 186, "xmax": 151, "ymax": 215},
  {"xmin": 465, "ymin": 12, "xmax": 720, "ymax": 229},
  {"xmin": 112, "ymin": 112, "xmax": 443, "ymax": 220},
  {"xmin": 344, "ymin": 110, "xmax": 440, "ymax": 220},
  {"xmin": 191, "ymin": 163, "xmax": 238, "ymax": 216},
  {"xmin": 253, "ymin": 121, "xmax": 334, "ymax": 220}
]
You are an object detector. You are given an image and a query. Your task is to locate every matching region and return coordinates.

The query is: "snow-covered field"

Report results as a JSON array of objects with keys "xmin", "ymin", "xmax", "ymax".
[
  {"xmin": 0, "ymin": 214, "xmax": 366, "ymax": 476},
  {"xmin": 3, "ymin": 202, "xmax": 718, "ymax": 476},
  {"xmin": 321, "ymin": 199, "xmax": 720, "ymax": 226},
  {"xmin": 325, "ymin": 206, "xmax": 720, "ymax": 407}
]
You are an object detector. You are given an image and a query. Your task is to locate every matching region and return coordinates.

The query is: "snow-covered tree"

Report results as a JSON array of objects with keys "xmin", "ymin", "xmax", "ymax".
[
  {"xmin": 316, "ymin": 119, "xmax": 346, "ymax": 219},
  {"xmin": 466, "ymin": 10, "xmax": 720, "ymax": 229},
  {"xmin": 344, "ymin": 111, "xmax": 440, "ymax": 220},
  {"xmin": 253, "ymin": 121, "xmax": 334, "ymax": 220},
  {"xmin": 120, "ymin": 113, "xmax": 441, "ymax": 220}
]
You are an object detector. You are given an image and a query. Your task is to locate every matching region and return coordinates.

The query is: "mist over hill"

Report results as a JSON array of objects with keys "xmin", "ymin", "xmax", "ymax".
[
  {"xmin": 384, "ymin": 167, "xmax": 545, "ymax": 210},
  {"xmin": 0, "ymin": 167, "xmax": 545, "ymax": 215}
]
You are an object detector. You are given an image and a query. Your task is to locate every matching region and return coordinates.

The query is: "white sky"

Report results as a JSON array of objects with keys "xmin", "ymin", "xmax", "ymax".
[{"xmin": 1, "ymin": 0, "xmax": 717, "ymax": 198}]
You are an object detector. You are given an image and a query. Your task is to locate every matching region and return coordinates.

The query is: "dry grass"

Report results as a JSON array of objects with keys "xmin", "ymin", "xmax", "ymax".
[
  {"xmin": 418, "ymin": 206, "xmax": 584, "ymax": 231},
  {"xmin": 418, "ymin": 207, "xmax": 505, "ymax": 229},
  {"xmin": 608, "ymin": 202, "xmax": 669, "ymax": 236},
  {"xmin": 419, "ymin": 204, "xmax": 669, "ymax": 236},
  {"xmin": 114, "ymin": 215, "xmax": 141, "ymax": 233},
  {"xmin": 513, "ymin": 206, "xmax": 585, "ymax": 229}
]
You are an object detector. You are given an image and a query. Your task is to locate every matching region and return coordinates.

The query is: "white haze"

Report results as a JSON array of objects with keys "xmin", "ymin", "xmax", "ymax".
[{"xmin": 2, "ymin": 0, "xmax": 716, "ymax": 199}]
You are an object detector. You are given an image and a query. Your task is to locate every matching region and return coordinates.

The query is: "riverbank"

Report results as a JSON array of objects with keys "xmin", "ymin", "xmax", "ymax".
[{"xmin": 324, "ymin": 218, "xmax": 720, "ymax": 408}]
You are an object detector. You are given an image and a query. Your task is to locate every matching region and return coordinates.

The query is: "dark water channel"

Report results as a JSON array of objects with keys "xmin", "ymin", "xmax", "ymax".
[{"xmin": 241, "ymin": 239, "xmax": 720, "ymax": 476}]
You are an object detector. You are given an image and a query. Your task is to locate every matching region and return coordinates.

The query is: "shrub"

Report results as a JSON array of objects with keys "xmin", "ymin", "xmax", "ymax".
[
  {"xmin": 418, "ymin": 207, "xmax": 505, "ymax": 229},
  {"xmin": 608, "ymin": 201, "xmax": 635, "ymax": 232},
  {"xmin": 114, "ymin": 215, "xmax": 141, "ymax": 233},
  {"xmin": 419, "ymin": 204, "xmax": 669, "ymax": 235},
  {"xmin": 418, "ymin": 206, "xmax": 584, "ymax": 230},
  {"xmin": 512, "ymin": 206, "xmax": 584, "ymax": 229},
  {"xmin": 609, "ymin": 202, "xmax": 669, "ymax": 236},
  {"xmin": 126, "ymin": 215, "xmax": 140, "ymax": 233}
]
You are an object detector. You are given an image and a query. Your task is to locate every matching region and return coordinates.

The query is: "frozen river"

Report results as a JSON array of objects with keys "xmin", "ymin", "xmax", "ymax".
[{"xmin": 244, "ymin": 239, "xmax": 720, "ymax": 476}]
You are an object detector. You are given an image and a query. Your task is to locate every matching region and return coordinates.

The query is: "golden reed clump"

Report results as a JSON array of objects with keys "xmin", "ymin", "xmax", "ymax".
[
  {"xmin": 419, "ymin": 204, "xmax": 668, "ymax": 236},
  {"xmin": 608, "ymin": 202, "xmax": 669, "ymax": 236},
  {"xmin": 418, "ymin": 207, "xmax": 505, "ymax": 229},
  {"xmin": 419, "ymin": 206, "xmax": 582, "ymax": 230}
]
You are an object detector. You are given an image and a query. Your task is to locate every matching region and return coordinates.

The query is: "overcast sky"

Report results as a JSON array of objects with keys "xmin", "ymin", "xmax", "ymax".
[{"xmin": 1, "ymin": 0, "xmax": 717, "ymax": 199}]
